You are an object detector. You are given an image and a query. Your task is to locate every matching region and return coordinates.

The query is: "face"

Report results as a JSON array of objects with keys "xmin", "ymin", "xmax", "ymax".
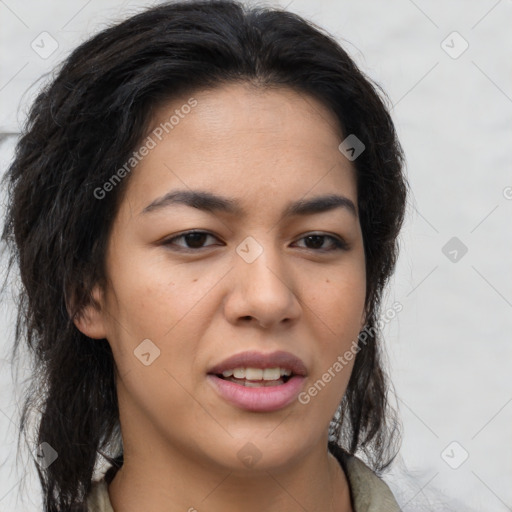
[{"xmin": 78, "ymin": 82, "xmax": 366, "ymax": 473}]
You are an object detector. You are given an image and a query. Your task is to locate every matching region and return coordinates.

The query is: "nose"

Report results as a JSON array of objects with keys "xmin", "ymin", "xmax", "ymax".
[{"xmin": 223, "ymin": 237, "xmax": 301, "ymax": 329}]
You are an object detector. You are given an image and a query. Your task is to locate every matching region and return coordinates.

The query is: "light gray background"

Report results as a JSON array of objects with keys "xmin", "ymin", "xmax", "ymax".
[{"xmin": 1, "ymin": 0, "xmax": 511, "ymax": 511}]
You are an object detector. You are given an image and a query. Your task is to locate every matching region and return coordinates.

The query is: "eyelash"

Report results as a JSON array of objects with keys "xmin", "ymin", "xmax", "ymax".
[{"xmin": 161, "ymin": 230, "xmax": 349, "ymax": 253}]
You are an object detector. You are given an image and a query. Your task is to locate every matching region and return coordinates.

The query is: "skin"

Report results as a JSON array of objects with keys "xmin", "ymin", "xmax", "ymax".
[{"xmin": 76, "ymin": 82, "xmax": 366, "ymax": 512}]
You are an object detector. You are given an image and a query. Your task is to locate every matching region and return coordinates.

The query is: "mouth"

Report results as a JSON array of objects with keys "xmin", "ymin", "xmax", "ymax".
[
  {"xmin": 215, "ymin": 367, "xmax": 294, "ymax": 387},
  {"xmin": 206, "ymin": 350, "xmax": 307, "ymax": 412}
]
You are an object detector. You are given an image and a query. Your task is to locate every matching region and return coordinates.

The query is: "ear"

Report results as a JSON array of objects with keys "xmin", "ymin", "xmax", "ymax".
[{"xmin": 72, "ymin": 285, "xmax": 108, "ymax": 340}]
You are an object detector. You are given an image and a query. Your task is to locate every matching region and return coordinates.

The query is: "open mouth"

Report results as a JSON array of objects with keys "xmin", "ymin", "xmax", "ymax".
[
  {"xmin": 215, "ymin": 367, "xmax": 293, "ymax": 387},
  {"xmin": 207, "ymin": 369, "xmax": 305, "ymax": 411},
  {"xmin": 206, "ymin": 351, "xmax": 307, "ymax": 411}
]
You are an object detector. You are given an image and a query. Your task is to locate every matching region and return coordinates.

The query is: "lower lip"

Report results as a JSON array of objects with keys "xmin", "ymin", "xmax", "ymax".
[{"xmin": 207, "ymin": 374, "xmax": 306, "ymax": 412}]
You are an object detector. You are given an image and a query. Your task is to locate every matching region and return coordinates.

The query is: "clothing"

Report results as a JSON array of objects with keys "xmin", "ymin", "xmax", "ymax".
[
  {"xmin": 335, "ymin": 449, "xmax": 401, "ymax": 511},
  {"xmin": 87, "ymin": 448, "xmax": 400, "ymax": 512}
]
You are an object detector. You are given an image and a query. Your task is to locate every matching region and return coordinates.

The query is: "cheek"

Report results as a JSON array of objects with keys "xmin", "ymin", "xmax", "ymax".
[
  {"xmin": 299, "ymin": 278, "xmax": 363, "ymax": 422},
  {"xmin": 105, "ymin": 250, "xmax": 221, "ymax": 342},
  {"xmin": 302, "ymin": 257, "xmax": 365, "ymax": 409},
  {"xmin": 114, "ymin": 350, "xmax": 210, "ymax": 447},
  {"xmin": 103, "ymin": 263, "xmax": 228, "ymax": 406},
  {"xmin": 307, "ymin": 263, "xmax": 366, "ymax": 342}
]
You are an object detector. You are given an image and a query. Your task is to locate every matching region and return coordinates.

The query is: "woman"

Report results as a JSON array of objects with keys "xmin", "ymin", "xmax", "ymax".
[{"xmin": 2, "ymin": 1, "xmax": 407, "ymax": 510}]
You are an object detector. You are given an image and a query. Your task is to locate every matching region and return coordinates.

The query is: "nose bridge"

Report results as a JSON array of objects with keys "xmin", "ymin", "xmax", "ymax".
[
  {"xmin": 236, "ymin": 234, "xmax": 287, "ymax": 293},
  {"xmin": 228, "ymin": 233, "xmax": 299, "ymax": 326}
]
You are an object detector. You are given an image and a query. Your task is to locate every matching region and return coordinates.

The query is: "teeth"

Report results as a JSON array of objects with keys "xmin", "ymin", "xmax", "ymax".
[
  {"xmin": 262, "ymin": 368, "xmax": 280, "ymax": 380},
  {"xmin": 233, "ymin": 368, "xmax": 245, "ymax": 379},
  {"xmin": 245, "ymin": 368, "xmax": 263, "ymax": 380},
  {"xmin": 221, "ymin": 367, "xmax": 292, "ymax": 380},
  {"xmin": 244, "ymin": 380, "xmax": 264, "ymax": 387},
  {"xmin": 228, "ymin": 377, "xmax": 285, "ymax": 387}
]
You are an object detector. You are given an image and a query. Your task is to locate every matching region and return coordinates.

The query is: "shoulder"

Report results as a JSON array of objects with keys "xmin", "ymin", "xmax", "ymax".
[
  {"xmin": 86, "ymin": 479, "xmax": 114, "ymax": 512},
  {"xmin": 330, "ymin": 444, "xmax": 401, "ymax": 512}
]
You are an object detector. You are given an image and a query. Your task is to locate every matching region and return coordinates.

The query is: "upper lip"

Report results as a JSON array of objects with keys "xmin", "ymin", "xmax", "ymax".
[{"xmin": 208, "ymin": 350, "xmax": 307, "ymax": 377}]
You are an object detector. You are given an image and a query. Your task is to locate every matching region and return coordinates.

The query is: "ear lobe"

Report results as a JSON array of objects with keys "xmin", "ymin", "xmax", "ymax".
[{"xmin": 72, "ymin": 285, "xmax": 108, "ymax": 340}]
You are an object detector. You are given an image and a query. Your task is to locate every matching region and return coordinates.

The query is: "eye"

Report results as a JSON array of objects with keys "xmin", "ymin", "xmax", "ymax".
[
  {"xmin": 293, "ymin": 233, "xmax": 349, "ymax": 252},
  {"xmin": 161, "ymin": 230, "xmax": 222, "ymax": 251},
  {"xmin": 160, "ymin": 231, "xmax": 349, "ymax": 253}
]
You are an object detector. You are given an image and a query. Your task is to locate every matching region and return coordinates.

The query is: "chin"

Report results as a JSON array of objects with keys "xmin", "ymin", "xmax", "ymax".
[{"xmin": 209, "ymin": 433, "xmax": 314, "ymax": 473}]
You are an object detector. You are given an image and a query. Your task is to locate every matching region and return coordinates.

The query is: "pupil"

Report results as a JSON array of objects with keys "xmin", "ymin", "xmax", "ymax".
[
  {"xmin": 306, "ymin": 235, "xmax": 323, "ymax": 249},
  {"xmin": 185, "ymin": 233, "xmax": 207, "ymax": 248}
]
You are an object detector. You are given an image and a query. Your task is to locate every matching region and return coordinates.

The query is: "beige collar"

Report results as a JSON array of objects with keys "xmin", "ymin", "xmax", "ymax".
[{"xmin": 337, "ymin": 451, "xmax": 401, "ymax": 512}]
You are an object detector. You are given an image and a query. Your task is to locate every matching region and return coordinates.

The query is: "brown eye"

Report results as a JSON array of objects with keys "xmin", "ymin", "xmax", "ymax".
[
  {"xmin": 294, "ymin": 234, "xmax": 349, "ymax": 252},
  {"xmin": 162, "ymin": 231, "xmax": 221, "ymax": 251}
]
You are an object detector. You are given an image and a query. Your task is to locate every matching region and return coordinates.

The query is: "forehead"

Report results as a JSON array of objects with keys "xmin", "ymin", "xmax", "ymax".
[{"xmin": 122, "ymin": 82, "xmax": 357, "ymax": 216}]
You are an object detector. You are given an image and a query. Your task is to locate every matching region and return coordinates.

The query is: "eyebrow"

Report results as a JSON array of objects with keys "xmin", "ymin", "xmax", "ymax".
[{"xmin": 141, "ymin": 189, "xmax": 357, "ymax": 219}]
